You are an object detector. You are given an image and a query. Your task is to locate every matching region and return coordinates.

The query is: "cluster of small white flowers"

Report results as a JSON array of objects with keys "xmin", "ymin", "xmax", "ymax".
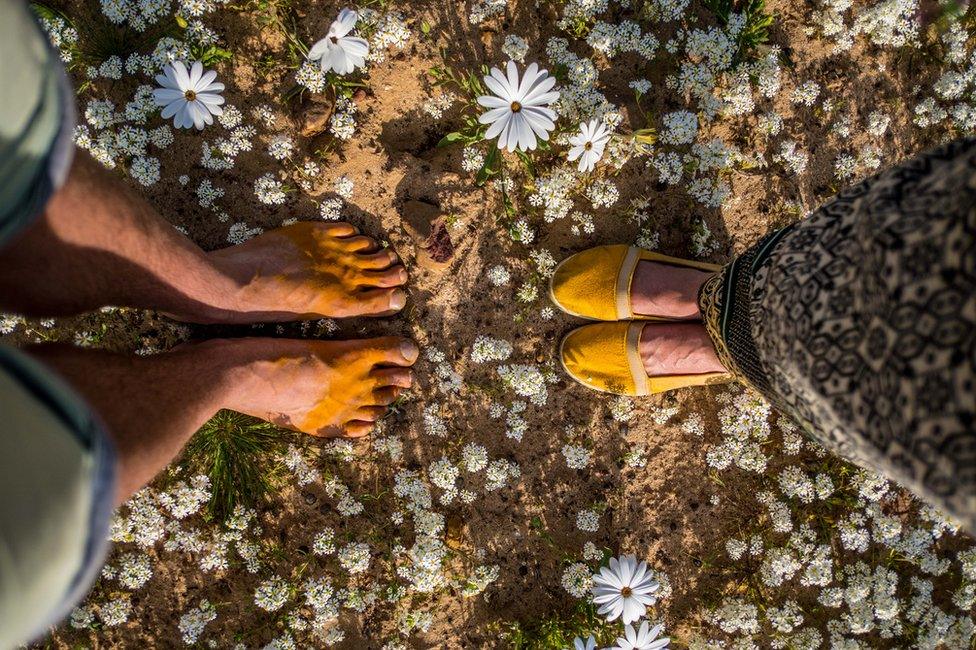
[
  {"xmin": 116, "ymin": 552, "xmax": 153, "ymax": 589},
  {"xmin": 157, "ymin": 474, "xmax": 211, "ymax": 519},
  {"xmin": 576, "ymin": 509, "xmax": 600, "ymax": 532},
  {"xmin": 486, "ymin": 264, "xmax": 511, "ymax": 286},
  {"xmin": 527, "ymin": 167, "xmax": 577, "ymax": 222},
  {"xmin": 468, "ymin": 0, "xmax": 507, "ymax": 24},
  {"xmin": 471, "ymin": 336, "xmax": 513, "ymax": 363},
  {"xmin": 254, "ymin": 575, "xmax": 290, "ymax": 612},
  {"xmin": 773, "ymin": 139, "xmax": 809, "ymax": 175},
  {"xmin": 338, "ymin": 541, "xmax": 372, "ymax": 574},
  {"xmin": 661, "ymin": 110, "xmax": 699, "ymax": 145},
  {"xmin": 561, "ymin": 562, "xmax": 593, "ymax": 597},
  {"xmin": 497, "ymin": 364, "xmax": 549, "ymax": 406},
  {"xmin": 38, "ymin": 15, "xmax": 79, "ymax": 63},
  {"xmin": 282, "ymin": 445, "xmax": 320, "ymax": 486},
  {"xmin": 98, "ymin": 596, "xmax": 132, "ymax": 627},
  {"xmin": 461, "ymin": 146, "xmax": 486, "ymax": 173},
  {"xmin": 502, "ymin": 34, "xmax": 530, "ymax": 62},
  {"xmin": 562, "ymin": 444, "xmax": 591, "ymax": 469},
  {"xmin": 790, "ymin": 81, "xmax": 821, "ymax": 106},
  {"xmin": 330, "ymin": 97, "xmax": 358, "ymax": 140},
  {"xmin": 267, "ymin": 134, "xmax": 295, "ymax": 161},
  {"xmin": 428, "ymin": 457, "xmax": 461, "ymax": 504},
  {"xmin": 100, "ymin": 0, "xmax": 171, "ymax": 31},
  {"xmin": 178, "ymin": 600, "xmax": 216, "ymax": 644},
  {"xmin": 254, "ymin": 173, "xmax": 287, "ymax": 205},
  {"xmin": 296, "ymin": 61, "xmax": 328, "ymax": 94},
  {"xmin": 586, "ymin": 179, "xmax": 619, "ymax": 208},
  {"xmin": 421, "ymin": 92, "xmax": 456, "ymax": 119},
  {"xmin": 484, "ymin": 459, "xmax": 521, "ymax": 491},
  {"xmin": 360, "ymin": 9, "xmax": 411, "ymax": 61}
]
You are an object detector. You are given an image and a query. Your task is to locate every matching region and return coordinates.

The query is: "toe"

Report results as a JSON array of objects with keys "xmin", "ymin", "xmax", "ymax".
[
  {"xmin": 362, "ymin": 266, "xmax": 408, "ymax": 288},
  {"xmin": 357, "ymin": 287, "xmax": 407, "ymax": 315},
  {"xmin": 358, "ymin": 249, "xmax": 399, "ymax": 269},
  {"xmin": 370, "ymin": 336, "xmax": 420, "ymax": 366},
  {"xmin": 340, "ymin": 235, "xmax": 376, "ymax": 252},
  {"xmin": 371, "ymin": 387, "xmax": 401, "ymax": 405},
  {"xmin": 319, "ymin": 222, "xmax": 359, "ymax": 237},
  {"xmin": 352, "ymin": 406, "xmax": 387, "ymax": 422},
  {"xmin": 342, "ymin": 421, "xmax": 375, "ymax": 438},
  {"xmin": 370, "ymin": 367, "xmax": 413, "ymax": 388}
]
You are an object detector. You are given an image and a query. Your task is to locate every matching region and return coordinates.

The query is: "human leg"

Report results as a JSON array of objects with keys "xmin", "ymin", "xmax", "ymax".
[
  {"xmin": 0, "ymin": 150, "xmax": 408, "ymax": 323},
  {"xmin": 698, "ymin": 138, "xmax": 976, "ymax": 529},
  {"xmin": 26, "ymin": 336, "xmax": 418, "ymax": 504}
]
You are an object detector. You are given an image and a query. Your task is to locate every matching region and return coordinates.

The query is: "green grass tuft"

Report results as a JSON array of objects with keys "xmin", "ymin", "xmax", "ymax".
[
  {"xmin": 498, "ymin": 601, "xmax": 617, "ymax": 649},
  {"xmin": 705, "ymin": 0, "xmax": 775, "ymax": 64},
  {"xmin": 183, "ymin": 410, "xmax": 291, "ymax": 522}
]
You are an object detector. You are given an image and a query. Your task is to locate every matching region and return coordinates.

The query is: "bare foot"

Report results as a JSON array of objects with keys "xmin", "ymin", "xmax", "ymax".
[
  {"xmin": 203, "ymin": 222, "xmax": 408, "ymax": 323},
  {"xmin": 639, "ymin": 323, "xmax": 728, "ymax": 376},
  {"xmin": 224, "ymin": 336, "xmax": 419, "ymax": 437},
  {"xmin": 631, "ymin": 261, "xmax": 713, "ymax": 320}
]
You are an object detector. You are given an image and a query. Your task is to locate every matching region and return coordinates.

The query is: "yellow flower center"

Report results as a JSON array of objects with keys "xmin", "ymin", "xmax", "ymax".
[
  {"xmin": 184, "ymin": 89, "xmax": 197, "ymax": 101},
  {"xmin": 584, "ymin": 141, "xmax": 593, "ymax": 151},
  {"xmin": 510, "ymin": 101, "xmax": 522, "ymax": 113},
  {"xmin": 621, "ymin": 586, "xmax": 632, "ymax": 597}
]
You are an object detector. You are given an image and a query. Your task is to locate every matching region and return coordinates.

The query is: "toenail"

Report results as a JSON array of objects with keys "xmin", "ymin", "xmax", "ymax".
[
  {"xmin": 390, "ymin": 289, "xmax": 406, "ymax": 310},
  {"xmin": 398, "ymin": 268, "xmax": 408, "ymax": 282},
  {"xmin": 389, "ymin": 251, "xmax": 399, "ymax": 264},
  {"xmin": 400, "ymin": 340, "xmax": 420, "ymax": 362}
]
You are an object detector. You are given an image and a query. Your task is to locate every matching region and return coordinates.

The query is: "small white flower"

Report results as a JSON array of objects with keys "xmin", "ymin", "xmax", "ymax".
[
  {"xmin": 477, "ymin": 61, "xmax": 559, "ymax": 152},
  {"xmin": 567, "ymin": 119, "xmax": 610, "ymax": 172},
  {"xmin": 592, "ymin": 554, "xmax": 660, "ymax": 624},
  {"xmin": 153, "ymin": 61, "xmax": 224, "ymax": 130},
  {"xmin": 614, "ymin": 621, "xmax": 670, "ymax": 650},
  {"xmin": 309, "ymin": 8, "xmax": 369, "ymax": 75}
]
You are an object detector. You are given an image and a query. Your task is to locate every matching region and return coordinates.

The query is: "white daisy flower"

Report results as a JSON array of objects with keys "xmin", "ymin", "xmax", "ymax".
[
  {"xmin": 574, "ymin": 635, "xmax": 597, "ymax": 650},
  {"xmin": 309, "ymin": 8, "xmax": 369, "ymax": 75},
  {"xmin": 477, "ymin": 61, "xmax": 559, "ymax": 152},
  {"xmin": 153, "ymin": 61, "xmax": 224, "ymax": 130},
  {"xmin": 567, "ymin": 119, "xmax": 610, "ymax": 172},
  {"xmin": 613, "ymin": 622, "xmax": 670, "ymax": 650},
  {"xmin": 592, "ymin": 554, "xmax": 660, "ymax": 624}
]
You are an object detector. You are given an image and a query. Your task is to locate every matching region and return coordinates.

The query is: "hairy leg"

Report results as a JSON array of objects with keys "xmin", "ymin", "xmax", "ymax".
[
  {"xmin": 0, "ymin": 149, "xmax": 407, "ymax": 322},
  {"xmin": 26, "ymin": 336, "xmax": 418, "ymax": 504}
]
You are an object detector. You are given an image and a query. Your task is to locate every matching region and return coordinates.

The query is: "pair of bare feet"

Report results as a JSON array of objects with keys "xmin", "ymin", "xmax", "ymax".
[{"xmin": 183, "ymin": 221, "xmax": 419, "ymax": 439}]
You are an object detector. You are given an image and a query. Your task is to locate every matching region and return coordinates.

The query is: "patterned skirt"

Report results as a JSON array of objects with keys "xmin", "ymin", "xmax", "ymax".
[{"xmin": 699, "ymin": 138, "xmax": 976, "ymax": 530}]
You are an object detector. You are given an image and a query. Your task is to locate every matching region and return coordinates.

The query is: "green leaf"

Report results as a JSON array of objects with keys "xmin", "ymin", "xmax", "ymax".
[
  {"xmin": 437, "ymin": 131, "xmax": 465, "ymax": 147},
  {"xmin": 475, "ymin": 145, "xmax": 500, "ymax": 186},
  {"xmin": 514, "ymin": 150, "xmax": 535, "ymax": 177}
]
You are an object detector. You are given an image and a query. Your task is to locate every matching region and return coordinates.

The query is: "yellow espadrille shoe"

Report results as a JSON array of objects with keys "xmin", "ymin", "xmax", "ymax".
[
  {"xmin": 549, "ymin": 245, "xmax": 721, "ymax": 321},
  {"xmin": 559, "ymin": 322, "xmax": 732, "ymax": 396}
]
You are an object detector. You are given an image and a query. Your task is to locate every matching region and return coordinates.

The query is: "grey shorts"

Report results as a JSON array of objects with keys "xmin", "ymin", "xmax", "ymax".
[{"xmin": 0, "ymin": 3, "xmax": 116, "ymax": 646}]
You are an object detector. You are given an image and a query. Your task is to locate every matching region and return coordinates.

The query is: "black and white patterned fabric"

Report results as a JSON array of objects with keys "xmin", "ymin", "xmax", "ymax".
[{"xmin": 701, "ymin": 138, "xmax": 976, "ymax": 529}]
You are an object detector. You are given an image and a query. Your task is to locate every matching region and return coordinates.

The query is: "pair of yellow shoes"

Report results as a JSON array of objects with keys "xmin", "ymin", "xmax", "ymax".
[{"xmin": 550, "ymin": 245, "xmax": 733, "ymax": 397}]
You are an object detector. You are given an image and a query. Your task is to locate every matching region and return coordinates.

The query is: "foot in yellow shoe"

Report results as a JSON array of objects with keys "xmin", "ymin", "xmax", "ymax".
[
  {"xmin": 549, "ymin": 245, "xmax": 720, "ymax": 321},
  {"xmin": 202, "ymin": 221, "xmax": 408, "ymax": 323},
  {"xmin": 560, "ymin": 321, "xmax": 731, "ymax": 396}
]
